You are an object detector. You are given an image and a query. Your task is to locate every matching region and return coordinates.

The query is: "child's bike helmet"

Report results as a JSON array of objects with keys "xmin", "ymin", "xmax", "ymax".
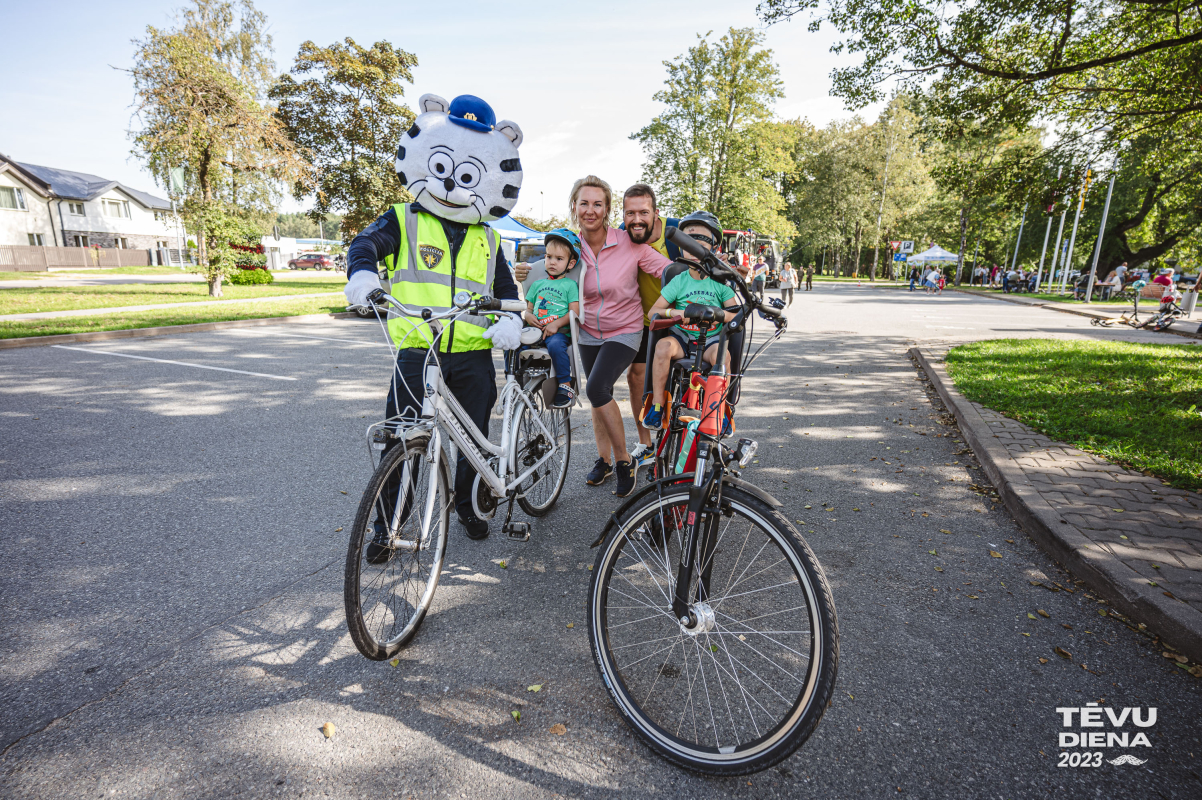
[{"xmin": 543, "ymin": 228, "xmax": 581, "ymax": 265}]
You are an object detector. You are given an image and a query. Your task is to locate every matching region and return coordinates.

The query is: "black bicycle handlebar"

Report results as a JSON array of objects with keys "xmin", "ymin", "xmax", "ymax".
[{"xmin": 665, "ymin": 226, "xmax": 783, "ymax": 325}]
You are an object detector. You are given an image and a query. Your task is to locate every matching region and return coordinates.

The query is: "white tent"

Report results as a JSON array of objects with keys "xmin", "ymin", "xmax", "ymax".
[{"xmin": 909, "ymin": 245, "xmax": 960, "ymax": 264}]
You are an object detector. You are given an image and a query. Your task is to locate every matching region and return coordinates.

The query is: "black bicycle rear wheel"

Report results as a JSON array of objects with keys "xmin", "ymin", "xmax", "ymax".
[
  {"xmin": 588, "ymin": 482, "xmax": 838, "ymax": 775},
  {"xmin": 516, "ymin": 392, "xmax": 571, "ymax": 517}
]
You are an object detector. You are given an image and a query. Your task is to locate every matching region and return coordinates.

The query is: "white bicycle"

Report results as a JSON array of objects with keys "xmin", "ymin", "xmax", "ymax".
[{"xmin": 344, "ymin": 289, "xmax": 574, "ymax": 659}]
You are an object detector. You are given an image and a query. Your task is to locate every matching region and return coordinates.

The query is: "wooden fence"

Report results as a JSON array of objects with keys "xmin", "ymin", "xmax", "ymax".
[{"xmin": 0, "ymin": 246, "xmax": 153, "ymax": 271}]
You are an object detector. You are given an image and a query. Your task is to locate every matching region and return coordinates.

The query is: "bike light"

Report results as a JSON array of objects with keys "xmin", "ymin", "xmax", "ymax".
[{"xmin": 736, "ymin": 438, "xmax": 758, "ymax": 467}]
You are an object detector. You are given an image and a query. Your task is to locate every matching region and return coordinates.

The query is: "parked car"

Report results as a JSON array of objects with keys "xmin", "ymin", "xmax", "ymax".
[{"xmin": 288, "ymin": 253, "xmax": 334, "ymax": 270}]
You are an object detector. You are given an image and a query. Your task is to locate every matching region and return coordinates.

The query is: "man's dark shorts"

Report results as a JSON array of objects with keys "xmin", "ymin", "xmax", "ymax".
[{"xmin": 630, "ymin": 325, "xmax": 652, "ymax": 365}]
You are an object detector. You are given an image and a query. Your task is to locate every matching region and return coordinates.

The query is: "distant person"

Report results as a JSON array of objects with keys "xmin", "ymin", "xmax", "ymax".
[
  {"xmin": 751, "ymin": 256, "xmax": 768, "ymax": 300},
  {"xmin": 923, "ymin": 267, "xmax": 940, "ymax": 294},
  {"xmin": 779, "ymin": 261, "xmax": 797, "ymax": 306},
  {"xmin": 1153, "ymin": 266, "xmax": 1174, "ymax": 289},
  {"xmin": 804, "ymin": 262, "xmax": 814, "ymax": 291},
  {"xmin": 908, "ymin": 265, "xmax": 921, "ymax": 291}
]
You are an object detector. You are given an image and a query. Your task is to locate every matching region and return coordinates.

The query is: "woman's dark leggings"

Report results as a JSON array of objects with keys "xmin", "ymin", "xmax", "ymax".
[
  {"xmin": 781, "ymin": 287, "xmax": 794, "ymax": 306},
  {"xmin": 578, "ymin": 341, "xmax": 637, "ymax": 408}
]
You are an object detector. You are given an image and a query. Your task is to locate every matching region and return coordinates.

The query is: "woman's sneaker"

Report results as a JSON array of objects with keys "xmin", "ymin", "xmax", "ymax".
[
  {"xmin": 629, "ymin": 443, "xmax": 655, "ymax": 470},
  {"xmin": 586, "ymin": 457, "xmax": 614, "ymax": 485},
  {"xmin": 613, "ymin": 459, "xmax": 637, "ymax": 497}
]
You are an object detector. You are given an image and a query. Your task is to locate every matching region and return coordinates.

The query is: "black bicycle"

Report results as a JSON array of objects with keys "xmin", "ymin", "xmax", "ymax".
[{"xmin": 587, "ymin": 228, "xmax": 838, "ymax": 775}]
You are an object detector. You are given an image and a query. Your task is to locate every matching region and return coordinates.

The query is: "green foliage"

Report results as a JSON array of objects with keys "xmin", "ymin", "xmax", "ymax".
[
  {"xmin": 633, "ymin": 28, "xmax": 795, "ymax": 239},
  {"xmin": 509, "ymin": 213, "xmax": 572, "ymax": 233},
  {"xmin": 127, "ymin": 0, "xmax": 305, "ymax": 295},
  {"xmin": 946, "ymin": 339, "xmax": 1202, "ymax": 491},
  {"xmin": 275, "ymin": 211, "xmax": 343, "ymax": 239},
  {"xmin": 272, "ymin": 38, "xmax": 418, "ymax": 242},
  {"xmin": 227, "ymin": 266, "xmax": 274, "ymax": 285}
]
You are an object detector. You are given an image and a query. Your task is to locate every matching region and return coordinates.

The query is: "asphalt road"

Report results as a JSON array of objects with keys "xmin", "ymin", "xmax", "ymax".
[{"xmin": 1, "ymin": 285, "xmax": 1198, "ymax": 799}]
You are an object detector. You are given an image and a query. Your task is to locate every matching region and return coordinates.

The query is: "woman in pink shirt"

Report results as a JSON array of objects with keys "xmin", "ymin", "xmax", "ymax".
[{"xmin": 570, "ymin": 175, "xmax": 670, "ymax": 496}]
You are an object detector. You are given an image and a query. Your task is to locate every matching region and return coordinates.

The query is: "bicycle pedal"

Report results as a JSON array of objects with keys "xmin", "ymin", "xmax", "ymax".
[{"xmin": 505, "ymin": 522, "xmax": 531, "ymax": 541}]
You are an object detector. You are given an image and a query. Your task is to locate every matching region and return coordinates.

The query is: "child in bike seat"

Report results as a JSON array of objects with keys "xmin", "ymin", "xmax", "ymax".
[
  {"xmin": 643, "ymin": 213, "xmax": 740, "ymax": 430},
  {"xmin": 522, "ymin": 228, "xmax": 581, "ymax": 408}
]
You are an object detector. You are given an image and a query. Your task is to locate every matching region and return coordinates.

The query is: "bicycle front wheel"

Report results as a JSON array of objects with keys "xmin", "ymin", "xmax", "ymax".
[
  {"xmin": 588, "ymin": 482, "xmax": 838, "ymax": 775},
  {"xmin": 344, "ymin": 432, "xmax": 449, "ymax": 660},
  {"xmin": 515, "ymin": 391, "xmax": 571, "ymax": 517}
]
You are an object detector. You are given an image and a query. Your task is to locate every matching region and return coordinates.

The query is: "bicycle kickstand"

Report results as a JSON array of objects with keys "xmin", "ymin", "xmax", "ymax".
[{"xmin": 501, "ymin": 494, "xmax": 530, "ymax": 542}]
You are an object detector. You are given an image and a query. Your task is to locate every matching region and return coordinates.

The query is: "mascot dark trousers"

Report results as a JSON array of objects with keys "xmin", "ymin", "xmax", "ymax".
[{"xmin": 348, "ymin": 202, "xmax": 520, "ymax": 522}]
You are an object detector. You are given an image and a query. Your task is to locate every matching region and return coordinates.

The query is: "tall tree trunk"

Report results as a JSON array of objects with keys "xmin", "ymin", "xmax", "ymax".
[
  {"xmin": 954, "ymin": 204, "xmax": 969, "ymax": 286},
  {"xmin": 198, "ymin": 144, "xmax": 222, "ymax": 298},
  {"xmin": 852, "ymin": 221, "xmax": 863, "ymax": 278}
]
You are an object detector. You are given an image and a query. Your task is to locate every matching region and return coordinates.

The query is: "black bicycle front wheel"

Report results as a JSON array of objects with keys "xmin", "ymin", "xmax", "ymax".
[
  {"xmin": 588, "ymin": 482, "xmax": 838, "ymax": 775},
  {"xmin": 344, "ymin": 432, "xmax": 450, "ymax": 660}
]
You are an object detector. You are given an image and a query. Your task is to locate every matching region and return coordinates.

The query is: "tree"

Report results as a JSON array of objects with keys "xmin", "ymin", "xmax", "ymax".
[
  {"xmin": 128, "ymin": 0, "xmax": 305, "ymax": 296},
  {"xmin": 272, "ymin": 38, "xmax": 419, "ymax": 242},
  {"xmin": 275, "ymin": 211, "xmax": 343, "ymax": 239},
  {"xmin": 633, "ymin": 28, "xmax": 796, "ymax": 238}
]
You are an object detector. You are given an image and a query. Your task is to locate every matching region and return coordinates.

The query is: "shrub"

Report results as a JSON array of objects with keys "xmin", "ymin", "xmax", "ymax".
[{"xmin": 227, "ymin": 267, "xmax": 274, "ymax": 285}]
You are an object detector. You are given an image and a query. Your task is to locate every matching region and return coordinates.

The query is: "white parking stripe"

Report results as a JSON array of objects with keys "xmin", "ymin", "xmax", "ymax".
[
  {"xmin": 51, "ymin": 345, "xmax": 297, "ymax": 381},
  {"xmin": 231, "ymin": 330, "xmax": 389, "ymax": 346}
]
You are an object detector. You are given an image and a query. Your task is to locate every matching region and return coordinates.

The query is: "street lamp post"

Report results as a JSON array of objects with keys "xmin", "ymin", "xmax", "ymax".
[
  {"xmin": 1083, "ymin": 155, "xmax": 1120, "ymax": 304},
  {"xmin": 1061, "ymin": 164, "xmax": 1092, "ymax": 294}
]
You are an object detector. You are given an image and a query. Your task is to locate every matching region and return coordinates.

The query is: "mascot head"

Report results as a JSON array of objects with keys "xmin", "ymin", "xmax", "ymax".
[{"xmin": 395, "ymin": 94, "xmax": 524, "ymax": 225}]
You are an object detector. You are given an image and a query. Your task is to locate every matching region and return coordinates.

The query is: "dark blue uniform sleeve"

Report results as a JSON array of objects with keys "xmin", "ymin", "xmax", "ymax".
[
  {"xmin": 491, "ymin": 245, "xmax": 519, "ymax": 301},
  {"xmin": 347, "ymin": 208, "xmax": 400, "ymax": 278}
]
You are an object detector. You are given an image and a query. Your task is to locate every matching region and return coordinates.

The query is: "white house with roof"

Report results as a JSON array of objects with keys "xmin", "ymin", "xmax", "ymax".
[{"xmin": 0, "ymin": 152, "xmax": 182, "ymax": 250}]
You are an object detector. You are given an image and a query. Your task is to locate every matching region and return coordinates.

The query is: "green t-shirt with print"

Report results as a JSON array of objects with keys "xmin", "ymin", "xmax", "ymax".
[
  {"xmin": 526, "ymin": 277, "xmax": 579, "ymax": 334},
  {"xmin": 660, "ymin": 269, "xmax": 736, "ymax": 342}
]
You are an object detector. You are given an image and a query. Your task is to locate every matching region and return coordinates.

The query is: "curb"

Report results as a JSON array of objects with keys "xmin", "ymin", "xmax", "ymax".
[
  {"xmin": 0, "ymin": 311, "xmax": 362, "ymax": 351},
  {"xmin": 0, "ymin": 292, "xmax": 345, "ymax": 322},
  {"xmin": 911, "ymin": 345, "xmax": 1202, "ymax": 662},
  {"xmin": 950, "ymin": 287, "xmax": 1202, "ymax": 341}
]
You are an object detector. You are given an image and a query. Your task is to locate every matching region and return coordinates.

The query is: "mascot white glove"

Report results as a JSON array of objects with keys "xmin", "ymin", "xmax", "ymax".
[
  {"xmin": 481, "ymin": 312, "xmax": 522, "ymax": 350},
  {"xmin": 344, "ymin": 270, "xmax": 383, "ymax": 307}
]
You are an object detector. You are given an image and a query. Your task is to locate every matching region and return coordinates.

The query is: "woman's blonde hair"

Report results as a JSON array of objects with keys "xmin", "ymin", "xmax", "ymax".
[{"xmin": 569, "ymin": 175, "xmax": 613, "ymax": 226}]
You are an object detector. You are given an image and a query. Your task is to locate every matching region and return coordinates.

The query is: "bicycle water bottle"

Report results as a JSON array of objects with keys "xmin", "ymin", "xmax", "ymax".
[
  {"xmin": 675, "ymin": 418, "xmax": 701, "ymax": 474},
  {"xmin": 698, "ymin": 374, "xmax": 729, "ymax": 436}
]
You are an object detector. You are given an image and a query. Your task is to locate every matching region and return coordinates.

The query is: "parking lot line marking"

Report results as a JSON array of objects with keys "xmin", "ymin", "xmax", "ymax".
[
  {"xmin": 51, "ymin": 345, "xmax": 298, "ymax": 381},
  {"xmin": 233, "ymin": 330, "xmax": 389, "ymax": 346}
]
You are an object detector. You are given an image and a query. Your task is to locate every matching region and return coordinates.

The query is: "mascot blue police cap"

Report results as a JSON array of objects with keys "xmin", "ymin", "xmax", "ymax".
[{"xmin": 395, "ymin": 93, "xmax": 524, "ymax": 225}]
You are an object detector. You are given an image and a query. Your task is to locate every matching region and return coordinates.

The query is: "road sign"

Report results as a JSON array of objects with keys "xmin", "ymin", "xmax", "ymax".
[
  {"xmin": 168, "ymin": 167, "xmax": 185, "ymax": 195},
  {"xmin": 893, "ymin": 253, "xmax": 907, "ymax": 262},
  {"xmin": 889, "ymin": 241, "xmax": 901, "ymax": 250},
  {"xmin": 901, "ymin": 240, "xmax": 915, "ymax": 254}
]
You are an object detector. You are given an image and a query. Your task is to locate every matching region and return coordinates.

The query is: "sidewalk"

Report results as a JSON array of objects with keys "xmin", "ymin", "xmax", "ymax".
[
  {"xmin": 952, "ymin": 286, "xmax": 1202, "ymax": 339},
  {"xmin": 0, "ymin": 292, "xmax": 344, "ymax": 321},
  {"xmin": 913, "ymin": 346, "xmax": 1202, "ymax": 662}
]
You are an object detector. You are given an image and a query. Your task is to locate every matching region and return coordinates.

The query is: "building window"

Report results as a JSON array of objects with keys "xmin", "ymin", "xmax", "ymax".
[
  {"xmin": 0, "ymin": 186, "xmax": 27, "ymax": 210},
  {"xmin": 68, "ymin": 202, "xmax": 85, "ymax": 215},
  {"xmin": 115, "ymin": 237, "xmax": 129, "ymax": 249},
  {"xmin": 28, "ymin": 233, "xmax": 45, "ymax": 246},
  {"xmin": 156, "ymin": 240, "xmax": 169, "ymax": 249},
  {"xmin": 102, "ymin": 199, "xmax": 130, "ymax": 218},
  {"xmin": 72, "ymin": 234, "xmax": 89, "ymax": 247},
  {"xmin": 154, "ymin": 210, "xmax": 171, "ymax": 222}
]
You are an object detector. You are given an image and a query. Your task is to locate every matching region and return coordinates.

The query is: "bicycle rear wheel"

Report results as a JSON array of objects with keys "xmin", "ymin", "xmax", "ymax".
[
  {"xmin": 588, "ymin": 482, "xmax": 838, "ymax": 775},
  {"xmin": 344, "ymin": 432, "xmax": 449, "ymax": 660},
  {"xmin": 516, "ymin": 391, "xmax": 571, "ymax": 517}
]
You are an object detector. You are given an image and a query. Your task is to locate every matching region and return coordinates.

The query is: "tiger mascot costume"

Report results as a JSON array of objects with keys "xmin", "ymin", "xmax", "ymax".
[{"xmin": 344, "ymin": 93, "xmax": 524, "ymax": 545}]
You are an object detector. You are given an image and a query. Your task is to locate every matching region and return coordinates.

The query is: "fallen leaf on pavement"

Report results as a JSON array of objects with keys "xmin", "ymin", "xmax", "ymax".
[
  {"xmin": 934, "ymin": 567, "xmax": 944, "ymax": 572},
  {"xmin": 339, "ymin": 490, "xmax": 348, "ymax": 495},
  {"xmin": 511, "ymin": 710, "xmax": 521, "ymax": 722},
  {"xmin": 804, "ymin": 505, "xmax": 812, "ymax": 509},
  {"xmin": 989, "ymin": 551, "xmax": 1002, "ymax": 558},
  {"xmin": 389, "ymin": 658, "xmax": 399, "ymax": 667},
  {"xmin": 499, "ymin": 560, "xmax": 507, "ymax": 569},
  {"xmin": 1189, "ymin": 665, "xmax": 1202, "ymax": 678},
  {"xmin": 334, "ymin": 527, "xmax": 343, "ymax": 532},
  {"xmin": 1028, "ymin": 613, "xmax": 1038, "ymax": 620},
  {"xmin": 550, "ymin": 723, "xmax": 567, "ymax": 735},
  {"xmin": 929, "ymin": 549, "xmax": 937, "ymax": 555},
  {"xmin": 1163, "ymin": 652, "xmax": 1188, "ymax": 664},
  {"xmin": 1055, "ymin": 647, "xmax": 1072, "ymax": 660},
  {"xmin": 321, "ymin": 722, "xmax": 336, "ymax": 739},
  {"xmin": 940, "ymin": 529, "xmax": 952, "ymax": 535},
  {"xmin": 566, "ymin": 623, "xmax": 574, "ymax": 628},
  {"xmin": 1038, "ymin": 658, "xmax": 1048, "ymax": 664},
  {"xmin": 1037, "ymin": 610, "xmax": 1050, "ymax": 618},
  {"xmin": 1022, "ymin": 632, "xmax": 1030, "ymax": 637},
  {"xmin": 527, "ymin": 684, "xmax": 542, "ymax": 692}
]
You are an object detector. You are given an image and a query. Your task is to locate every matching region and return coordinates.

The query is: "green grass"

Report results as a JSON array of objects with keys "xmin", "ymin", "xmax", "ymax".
[
  {"xmin": 0, "ymin": 296, "xmax": 348, "ymax": 339},
  {"xmin": 0, "ymin": 271, "xmax": 55, "ymax": 280},
  {"xmin": 52, "ymin": 266, "xmax": 192, "ymax": 276},
  {"xmin": 0, "ymin": 275, "xmax": 345, "ymax": 314},
  {"xmin": 945, "ymin": 339, "xmax": 1202, "ymax": 491}
]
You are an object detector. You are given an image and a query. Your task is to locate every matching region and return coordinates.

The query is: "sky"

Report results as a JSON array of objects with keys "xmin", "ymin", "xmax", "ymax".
[{"xmin": 1, "ymin": 0, "xmax": 884, "ymax": 219}]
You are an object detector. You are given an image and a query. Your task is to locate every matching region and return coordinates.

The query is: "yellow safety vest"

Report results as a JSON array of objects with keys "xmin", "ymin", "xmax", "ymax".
[{"xmin": 383, "ymin": 204, "xmax": 498, "ymax": 352}]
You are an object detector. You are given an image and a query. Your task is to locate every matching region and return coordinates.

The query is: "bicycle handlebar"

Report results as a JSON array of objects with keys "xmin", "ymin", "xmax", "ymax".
[{"xmin": 664, "ymin": 226, "xmax": 784, "ymax": 325}]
